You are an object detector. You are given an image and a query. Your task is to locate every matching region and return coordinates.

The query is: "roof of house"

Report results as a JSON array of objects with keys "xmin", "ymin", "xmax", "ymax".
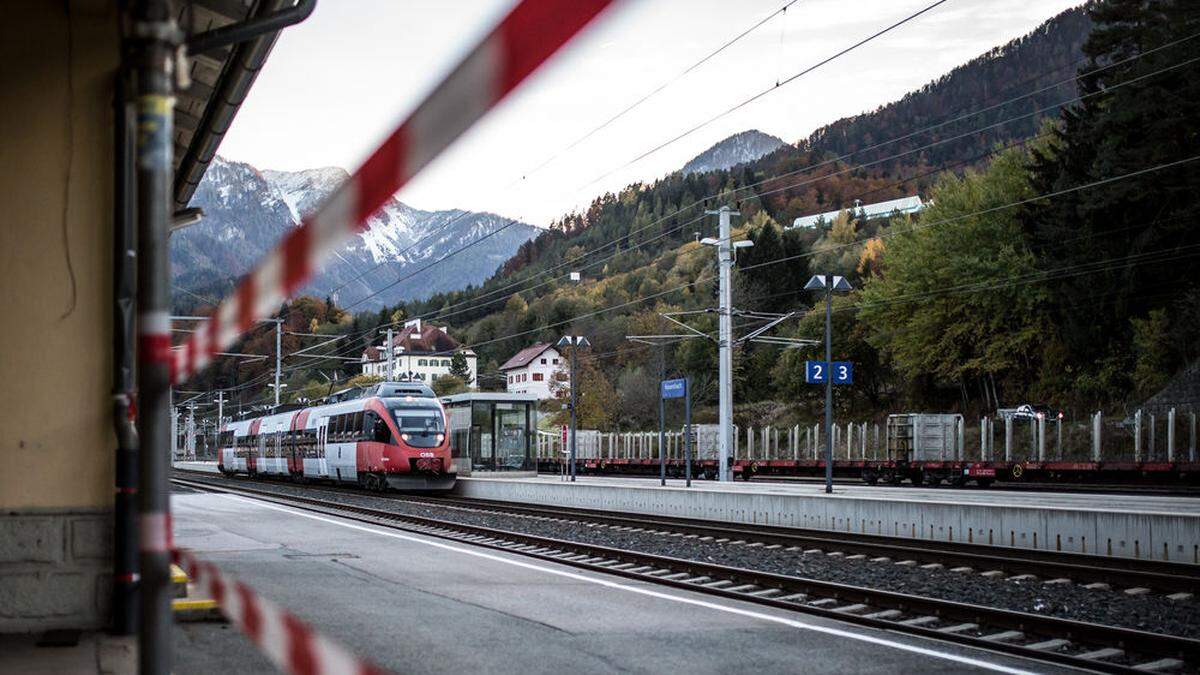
[
  {"xmin": 361, "ymin": 323, "xmax": 467, "ymax": 360},
  {"xmin": 499, "ymin": 342, "xmax": 556, "ymax": 371},
  {"xmin": 790, "ymin": 195, "xmax": 925, "ymax": 229}
]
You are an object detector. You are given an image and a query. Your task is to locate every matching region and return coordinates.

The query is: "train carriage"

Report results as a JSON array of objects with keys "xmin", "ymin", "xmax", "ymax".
[{"xmin": 217, "ymin": 390, "xmax": 454, "ymax": 492}]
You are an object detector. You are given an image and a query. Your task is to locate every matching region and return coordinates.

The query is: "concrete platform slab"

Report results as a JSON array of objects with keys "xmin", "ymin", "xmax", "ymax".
[
  {"xmin": 457, "ymin": 475, "xmax": 1200, "ymax": 563},
  {"xmin": 170, "ymin": 491, "xmax": 1075, "ymax": 674}
]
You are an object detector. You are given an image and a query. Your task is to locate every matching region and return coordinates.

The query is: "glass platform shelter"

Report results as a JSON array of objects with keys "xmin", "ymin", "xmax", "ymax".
[{"xmin": 441, "ymin": 393, "xmax": 539, "ymax": 476}]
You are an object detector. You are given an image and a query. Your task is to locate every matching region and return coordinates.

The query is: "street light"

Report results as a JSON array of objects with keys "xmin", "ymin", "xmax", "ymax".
[
  {"xmin": 556, "ymin": 334, "xmax": 591, "ymax": 482},
  {"xmin": 805, "ymin": 273, "xmax": 853, "ymax": 494}
]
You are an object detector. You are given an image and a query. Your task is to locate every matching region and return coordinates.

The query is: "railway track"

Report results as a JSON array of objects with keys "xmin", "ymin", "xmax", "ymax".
[
  {"xmin": 173, "ymin": 468, "xmax": 1200, "ymax": 596},
  {"xmin": 175, "ymin": 475, "xmax": 1199, "ymax": 673}
]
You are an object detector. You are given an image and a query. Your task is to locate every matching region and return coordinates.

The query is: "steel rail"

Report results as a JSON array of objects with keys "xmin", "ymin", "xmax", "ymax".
[
  {"xmin": 172, "ymin": 468, "xmax": 1200, "ymax": 594},
  {"xmin": 174, "ymin": 476, "xmax": 1199, "ymax": 673}
]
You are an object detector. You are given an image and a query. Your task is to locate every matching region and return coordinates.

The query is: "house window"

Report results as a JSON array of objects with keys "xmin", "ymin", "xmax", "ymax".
[
  {"xmin": 508, "ymin": 375, "xmax": 513, "ymax": 384},
  {"xmin": 532, "ymin": 373, "xmax": 544, "ymax": 381},
  {"xmin": 552, "ymin": 358, "xmax": 559, "ymax": 365},
  {"xmin": 442, "ymin": 359, "xmax": 450, "ymax": 367},
  {"xmin": 418, "ymin": 358, "xmax": 428, "ymax": 366},
  {"xmin": 540, "ymin": 358, "xmax": 547, "ymax": 365}
]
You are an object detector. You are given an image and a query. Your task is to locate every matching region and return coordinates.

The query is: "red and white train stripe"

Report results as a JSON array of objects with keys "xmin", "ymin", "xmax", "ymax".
[
  {"xmin": 170, "ymin": 0, "xmax": 615, "ymax": 384},
  {"xmin": 174, "ymin": 548, "xmax": 390, "ymax": 675}
]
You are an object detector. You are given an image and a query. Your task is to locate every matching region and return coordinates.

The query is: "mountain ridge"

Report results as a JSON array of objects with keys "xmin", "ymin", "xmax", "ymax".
[{"xmin": 172, "ymin": 156, "xmax": 540, "ymax": 311}]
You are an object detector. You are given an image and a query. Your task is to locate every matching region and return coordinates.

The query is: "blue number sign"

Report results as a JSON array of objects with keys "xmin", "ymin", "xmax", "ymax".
[
  {"xmin": 660, "ymin": 378, "xmax": 687, "ymax": 399},
  {"xmin": 832, "ymin": 361, "xmax": 853, "ymax": 384},
  {"xmin": 807, "ymin": 361, "xmax": 853, "ymax": 384},
  {"xmin": 805, "ymin": 361, "xmax": 826, "ymax": 384}
]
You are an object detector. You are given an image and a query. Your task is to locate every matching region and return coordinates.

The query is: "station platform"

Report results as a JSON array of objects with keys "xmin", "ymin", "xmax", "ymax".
[
  {"xmin": 457, "ymin": 474, "xmax": 1200, "ymax": 563},
  {"xmin": 167, "ymin": 487, "xmax": 1071, "ymax": 674}
]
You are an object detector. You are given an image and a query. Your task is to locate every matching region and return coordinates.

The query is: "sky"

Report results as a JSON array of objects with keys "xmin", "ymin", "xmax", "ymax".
[{"xmin": 217, "ymin": 0, "xmax": 1083, "ymax": 226}]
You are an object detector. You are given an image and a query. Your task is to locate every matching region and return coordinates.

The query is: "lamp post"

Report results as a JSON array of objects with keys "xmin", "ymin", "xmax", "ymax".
[
  {"xmin": 805, "ymin": 273, "xmax": 853, "ymax": 494},
  {"xmin": 557, "ymin": 335, "xmax": 590, "ymax": 481}
]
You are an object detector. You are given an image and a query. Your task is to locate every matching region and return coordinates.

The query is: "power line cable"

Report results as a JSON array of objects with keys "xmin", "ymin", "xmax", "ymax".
[
  {"xmin": 579, "ymin": 0, "xmax": 952, "ymax": 191},
  {"xmin": 518, "ymin": 0, "xmax": 803, "ymax": 182}
]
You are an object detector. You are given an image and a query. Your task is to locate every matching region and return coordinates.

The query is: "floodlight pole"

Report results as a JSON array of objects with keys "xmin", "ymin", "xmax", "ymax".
[
  {"xmin": 706, "ymin": 206, "xmax": 739, "ymax": 482},
  {"xmin": 823, "ymin": 274, "xmax": 834, "ymax": 494},
  {"xmin": 570, "ymin": 341, "xmax": 578, "ymax": 482}
]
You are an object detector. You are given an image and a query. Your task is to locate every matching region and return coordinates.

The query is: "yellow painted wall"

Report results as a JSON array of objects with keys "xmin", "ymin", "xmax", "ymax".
[{"xmin": 0, "ymin": 2, "xmax": 119, "ymax": 509}]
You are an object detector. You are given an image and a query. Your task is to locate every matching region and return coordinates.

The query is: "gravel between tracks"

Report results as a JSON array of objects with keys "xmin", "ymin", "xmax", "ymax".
[{"xmin": 177, "ymin": 474, "xmax": 1200, "ymax": 639}]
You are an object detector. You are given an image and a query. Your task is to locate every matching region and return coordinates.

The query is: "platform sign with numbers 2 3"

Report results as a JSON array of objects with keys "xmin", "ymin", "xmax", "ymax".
[{"xmin": 805, "ymin": 361, "xmax": 853, "ymax": 385}]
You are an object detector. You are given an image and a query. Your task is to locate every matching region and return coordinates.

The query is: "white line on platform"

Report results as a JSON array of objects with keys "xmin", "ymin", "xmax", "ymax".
[{"xmin": 211, "ymin": 494, "xmax": 1038, "ymax": 674}]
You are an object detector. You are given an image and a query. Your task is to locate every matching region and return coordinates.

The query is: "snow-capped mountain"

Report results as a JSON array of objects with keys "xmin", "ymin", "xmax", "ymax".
[
  {"xmin": 681, "ymin": 130, "xmax": 786, "ymax": 175},
  {"xmin": 171, "ymin": 156, "xmax": 540, "ymax": 310}
]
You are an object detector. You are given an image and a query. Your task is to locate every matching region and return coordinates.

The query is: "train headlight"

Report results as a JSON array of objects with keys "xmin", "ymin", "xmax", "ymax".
[
  {"xmin": 436, "ymin": 433, "xmax": 445, "ymax": 443},
  {"xmin": 401, "ymin": 433, "xmax": 410, "ymax": 442}
]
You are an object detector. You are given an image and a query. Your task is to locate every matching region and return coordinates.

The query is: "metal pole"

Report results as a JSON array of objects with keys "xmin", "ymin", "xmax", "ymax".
[
  {"xmin": 1092, "ymin": 411, "xmax": 1102, "ymax": 462},
  {"xmin": 570, "ymin": 341, "xmax": 578, "ymax": 482},
  {"xmin": 386, "ymin": 327, "xmax": 394, "ymax": 380},
  {"xmin": 1190, "ymin": 412, "xmax": 1196, "ymax": 463},
  {"xmin": 659, "ymin": 395, "xmax": 666, "ymax": 486},
  {"xmin": 1004, "ymin": 415, "xmax": 1012, "ymax": 461},
  {"xmin": 111, "ymin": 65, "xmax": 139, "ymax": 634},
  {"xmin": 1150, "ymin": 413, "xmax": 1156, "ymax": 458},
  {"xmin": 1134, "ymin": 409, "xmax": 1142, "ymax": 461},
  {"xmin": 133, "ymin": 2, "xmax": 177, "ymax": 668},
  {"xmin": 1167, "ymin": 408, "xmax": 1176, "ymax": 462},
  {"xmin": 824, "ymin": 278, "xmax": 834, "ymax": 493},
  {"xmin": 710, "ymin": 206, "xmax": 738, "ymax": 482},
  {"xmin": 1037, "ymin": 416, "xmax": 1045, "ymax": 461},
  {"xmin": 685, "ymin": 377, "xmax": 692, "ymax": 487},
  {"xmin": 274, "ymin": 321, "xmax": 282, "ymax": 406}
]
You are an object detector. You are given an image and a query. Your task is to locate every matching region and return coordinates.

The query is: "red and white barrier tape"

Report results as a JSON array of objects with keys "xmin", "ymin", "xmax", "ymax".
[
  {"xmin": 171, "ymin": 0, "xmax": 615, "ymax": 383},
  {"xmin": 174, "ymin": 548, "xmax": 391, "ymax": 675}
]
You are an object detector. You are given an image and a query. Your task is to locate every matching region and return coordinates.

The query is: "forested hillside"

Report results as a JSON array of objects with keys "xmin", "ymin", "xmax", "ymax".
[{"xmin": 205, "ymin": 2, "xmax": 1200, "ymax": 430}]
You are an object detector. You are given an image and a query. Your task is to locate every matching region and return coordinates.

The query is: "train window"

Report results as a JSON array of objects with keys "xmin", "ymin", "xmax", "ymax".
[{"xmin": 352, "ymin": 412, "xmax": 363, "ymax": 439}]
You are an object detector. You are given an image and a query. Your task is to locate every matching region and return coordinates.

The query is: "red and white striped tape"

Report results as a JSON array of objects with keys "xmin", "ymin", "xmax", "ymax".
[
  {"xmin": 171, "ymin": 0, "xmax": 615, "ymax": 383},
  {"xmin": 174, "ymin": 548, "xmax": 391, "ymax": 675}
]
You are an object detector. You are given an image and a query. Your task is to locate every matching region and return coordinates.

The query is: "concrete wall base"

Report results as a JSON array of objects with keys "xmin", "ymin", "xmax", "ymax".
[
  {"xmin": 456, "ymin": 479, "xmax": 1200, "ymax": 564},
  {"xmin": 0, "ymin": 509, "xmax": 112, "ymax": 633}
]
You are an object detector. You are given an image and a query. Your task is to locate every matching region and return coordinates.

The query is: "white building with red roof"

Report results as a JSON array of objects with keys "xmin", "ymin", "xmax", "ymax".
[
  {"xmin": 360, "ymin": 319, "xmax": 476, "ymax": 386},
  {"xmin": 499, "ymin": 342, "xmax": 568, "ymax": 399}
]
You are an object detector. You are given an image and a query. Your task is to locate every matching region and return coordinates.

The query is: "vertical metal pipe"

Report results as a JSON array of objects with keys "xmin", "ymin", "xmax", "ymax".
[
  {"xmin": 386, "ymin": 327, "xmax": 394, "ymax": 380},
  {"xmin": 1190, "ymin": 412, "xmax": 1196, "ymax": 462},
  {"xmin": 1150, "ymin": 413, "xmax": 1156, "ymax": 458},
  {"xmin": 1004, "ymin": 415, "xmax": 1012, "ymax": 461},
  {"xmin": 1167, "ymin": 408, "xmax": 1175, "ymax": 462},
  {"xmin": 1092, "ymin": 411, "xmax": 1102, "ymax": 461},
  {"xmin": 824, "ymin": 281, "xmax": 833, "ymax": 493},
  {"xmin": 713, "ymin": 207, "xmax": 737, "ymax": 482},
  {"xmin": 1134, "ymin": 409, "xmax": 1142, "ymax": 461},
  {"xmin": 1037, "ymin": 416, "xmax": 1045, "ymax": 461},
  {"xmin": 684, "ymin": 377, "xmax": 692, "ymax": 487},
  {"xmin": 274, "ymin": 321, "xmax": 281, "ymax": 406},
  {"xmin": 132, "ymin": 0, "xmax": 177, "ymax": 669},
  {"xmin": 569, "ymin": 341, "xmax": 577, "ymax": 481},
  {"xmin": 111, "ymin": 63, "xmax": 138, "ymax": 636}
]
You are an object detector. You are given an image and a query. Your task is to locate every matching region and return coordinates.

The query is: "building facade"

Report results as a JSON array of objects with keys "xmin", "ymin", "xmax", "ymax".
[
  {"xmin": 360, "ymin": 319, "xmax": 477, "ymax": 386},
  {"xmin": 499, "ymin": 343, "xmax": 568, "ymax": 399}
]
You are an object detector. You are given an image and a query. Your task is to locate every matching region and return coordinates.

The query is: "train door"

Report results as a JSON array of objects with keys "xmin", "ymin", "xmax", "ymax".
[{"xmin": 315, "ymin": 417, "xmax": 330, "ymax": 478}]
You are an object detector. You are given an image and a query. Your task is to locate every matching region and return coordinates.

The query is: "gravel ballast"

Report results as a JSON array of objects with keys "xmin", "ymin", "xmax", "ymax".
[{"xmin": 175, "ymin": 473, "xmax": 1200, "ymax": 639}]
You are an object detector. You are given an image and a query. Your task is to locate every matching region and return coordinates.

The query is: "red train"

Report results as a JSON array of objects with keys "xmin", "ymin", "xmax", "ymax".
[{"xmin": 218, "ymin": 384, "xmax": 454, "ymax": 492}]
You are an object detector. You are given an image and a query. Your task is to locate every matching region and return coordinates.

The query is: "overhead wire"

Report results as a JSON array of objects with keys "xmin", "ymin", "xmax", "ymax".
[
  {"xmin": 579, "ymin": 0, "xmax": 952, "ymax": 191},
  {"xmin": 386, "ymin": 33, "xmax": 1199, "ymax": 334},
  {"xmin": 194, "ymin": 33, "xmax": 1200, "ymax": 393}
]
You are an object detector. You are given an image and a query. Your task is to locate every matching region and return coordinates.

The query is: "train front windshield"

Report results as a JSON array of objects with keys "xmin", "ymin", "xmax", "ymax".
[{"xmin": 387, "ymin": 399, "xmax": 445, "ymax": 448}]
